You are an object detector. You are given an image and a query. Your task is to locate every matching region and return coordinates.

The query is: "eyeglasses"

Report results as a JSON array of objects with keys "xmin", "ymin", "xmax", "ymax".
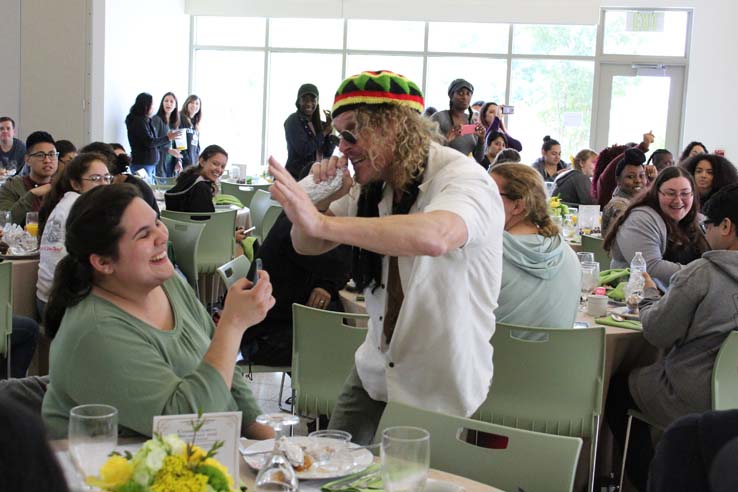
[
  {"xmin": 699, "ymin": 218, "xmax": 719, "ymax": 235},
  {"xmin": 337, "ymin": 130, "xmax": 358, "ymax": 145},
  {"xmin": 81, "ymin": 174, "xmax": 114, "ymax": 184},
  {"xmin": 28, "ymin": 151, "xmax": 59, "ymax": 160},
  {"xmin": 659, "ymin": 190, "xmax": 693, "ymax": 200}
]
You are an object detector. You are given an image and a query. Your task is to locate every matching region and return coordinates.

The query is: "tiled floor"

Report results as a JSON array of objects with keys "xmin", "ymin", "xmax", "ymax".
[{"xmin": 245, "ymin": 371, "xmax": 311, "ymax": 436}]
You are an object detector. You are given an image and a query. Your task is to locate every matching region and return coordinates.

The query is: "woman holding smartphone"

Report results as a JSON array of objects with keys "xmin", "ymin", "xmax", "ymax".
[{"xmin": 431, "ymin": 78, "xmax": 485, "ymax": 163}]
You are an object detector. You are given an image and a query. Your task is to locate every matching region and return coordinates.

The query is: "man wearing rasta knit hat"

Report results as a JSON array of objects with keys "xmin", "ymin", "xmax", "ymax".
[
  {"xmin": 268, "ymin": 70, "xmax": 503, "ymax": 444},
  {"xmin": 431, "ymin": 78, "xmax": 485, "ymax": 164}
]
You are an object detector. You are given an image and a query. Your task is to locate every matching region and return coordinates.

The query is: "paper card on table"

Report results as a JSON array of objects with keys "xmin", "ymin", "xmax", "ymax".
[{"xmin": 153, "ymin": 411, "xmax": 242, "ymax": 481}]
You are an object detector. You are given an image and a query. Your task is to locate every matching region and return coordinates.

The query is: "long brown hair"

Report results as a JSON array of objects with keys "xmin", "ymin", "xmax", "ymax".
[
  {"xmin": 603, "ymin": 166, "xmax": 708, "ymax": 253},
  {"xmin": 490, "ymin": 163, "xmax": 559, "ymax": 237},
  {"xmin": 181, "ymin": 94, "xmax": 202, "ymax": 130}
]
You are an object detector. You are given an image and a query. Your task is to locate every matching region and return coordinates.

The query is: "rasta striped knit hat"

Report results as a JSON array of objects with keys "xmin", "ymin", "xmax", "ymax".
[{"xmin": 331, "ymin": 70, "xmax": 424, "ymax": 118}]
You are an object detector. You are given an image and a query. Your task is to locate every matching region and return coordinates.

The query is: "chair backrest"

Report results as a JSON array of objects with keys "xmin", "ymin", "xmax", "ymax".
[
  {"xmin": 154, "ymin": 176, "xmax": 177, "ymax": 186},
  {"xmin": 581, "ymin": 234, "xmax": 610, "ymax": 271},
  {"xmin": 712, "ymin": 330, "xmax": 738, "ymax": 410},
  {"xmin": 250, "ymin": 190, "xmax": 281, "ymax": 242},
  {"xmin": 160, "ymin": 217, "xmax": 205, "ymax": 292},
  {"xmin": 220, "ymin": 182, "xmax": 258, "ymax": 209},
  {"xmin": 261, "ymin": 205, "xmax": 283, "ymax": 242},
  {"xmin": 160, "ymin": 209, "xmax": 237, "ymax": 273},
  {"xmin": 377, "ymin": 402, "xmax": 582, "ymax": 492},
  {"xmin": 0, "ymin": 262, "xmax": 12, "ymax": 357},
  {"xmin": 216, "ymin": 256, "xmax": 251, "ymax": 290},
  {"xmin": 475, "ymin": 323, "xmax": 605, "ymax": 439},
  {"xmin": 292, "ymin": 303, "xmax": 369, "ymax": 418}
]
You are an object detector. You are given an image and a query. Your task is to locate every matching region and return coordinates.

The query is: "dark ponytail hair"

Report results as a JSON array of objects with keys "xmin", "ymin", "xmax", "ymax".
[
  {"xmin": 80, "ymin": 142, "xmax": 131, "ymax": 175},
  {"xmin": 542, "ymin": 135, "xmax": 560, "ymax": 152},
  {"xmin": 38, "ymin": 152, "xmax": 108, "ymax": 237},
  {"xmin": 44, "ymin": 184, "xmax": 141, "ymax": 338}
]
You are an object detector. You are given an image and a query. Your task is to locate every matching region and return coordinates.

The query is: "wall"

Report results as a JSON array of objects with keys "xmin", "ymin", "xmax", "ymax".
[
  {"xmin": 102, "ymin": 0, "xmax": 191, "ymax": 147},
  {"xmin": 1, "ymin": 0, "xmax": 737, "ymax": 158},
  {"xmin": 0, "ymin": 0, "xmax": 21, "ymax": 133}
]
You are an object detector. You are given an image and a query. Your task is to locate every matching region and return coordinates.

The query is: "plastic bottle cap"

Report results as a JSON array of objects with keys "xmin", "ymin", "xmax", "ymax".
[{"xmin": 595, "ymin": 287, "xmax": 607, "ymax": 296}]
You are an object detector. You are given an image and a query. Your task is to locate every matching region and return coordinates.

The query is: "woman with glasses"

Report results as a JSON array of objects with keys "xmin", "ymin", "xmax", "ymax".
[
  {"xmin": 680, "ymin": 153, "xmax": 738, "ymax": 203},
  {"xmin": 604, "ymin": 167, "xmax": 709, "ymax": 289},
  {"xmin": 284, "ymin": 84, "xmax": 335, "ymax": 180},
  {"xmin": 36, "ymin": 152, "xmax": 113, "ymax": 317}
]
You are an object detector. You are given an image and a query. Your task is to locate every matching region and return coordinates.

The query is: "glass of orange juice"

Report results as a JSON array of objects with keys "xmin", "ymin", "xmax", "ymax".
[{"xmin": 25, "ymin": 211, "xmax": 39, "ymax": 238}]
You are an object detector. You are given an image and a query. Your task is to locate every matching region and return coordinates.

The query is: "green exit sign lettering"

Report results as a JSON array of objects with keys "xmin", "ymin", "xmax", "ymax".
[{"xmin": 626, "ymin": 11, "xmax": 665, "ymax": 32}]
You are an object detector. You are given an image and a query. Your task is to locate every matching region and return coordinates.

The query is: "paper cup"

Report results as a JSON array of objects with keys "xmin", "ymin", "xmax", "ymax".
[{"xmin": 587, "ymin": 295, "xmax": 608, "ymax": 317}]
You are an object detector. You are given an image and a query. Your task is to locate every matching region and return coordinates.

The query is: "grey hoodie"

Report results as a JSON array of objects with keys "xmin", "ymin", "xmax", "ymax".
[
  {"xmin": 630, "ymin": 250, "xmax": 738, "ymax": 429},
  {"xmin": 551, "ymin": 169, "xmax": 596, "ymax": 205},
  {"xmin": 495, "ymin": 232, "xmax": 581, "ymax": 328}
]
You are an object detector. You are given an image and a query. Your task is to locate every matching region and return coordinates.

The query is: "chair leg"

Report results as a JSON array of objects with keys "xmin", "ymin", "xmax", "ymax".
[
  {"xmin": 277, "ymin": 372, "xmax": 289, "ymax": 412},
  {"xmin": 588, "ymin": 416, "xmax": 600, "ymax": 492},
  {"xmin": 6, "ymin": 334, "xmax": 11, "ymax": 379},
  {"xmin": 619, "ymin": 414, "xmax": 634, "ymax": 492}
]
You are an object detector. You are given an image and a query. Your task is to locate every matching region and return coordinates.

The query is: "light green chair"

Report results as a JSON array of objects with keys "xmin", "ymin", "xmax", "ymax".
[
  {"xmin": 0, "ymin": 262, "xmax": 13, "ymax": 378},
  {"xmin": 161, "ymin": 217, "xmax": 205, "ymax": 295},
  {"xmin": 161, "ymin": 209, "xmax": 237, "ymax": 306},
  {"xmin": 474, "ymin": 323, "xmax": 605, "ymax": 492},
  {"xmin": 712, "ymin": 330, "xmax": 738, "ymax": 410},
  {"xmin": 619, "ymin": 330, "xmax": 738, "ymax": 490},
  {"xmin": 154, "ymin": 176, "xmax": 177, "ymax": 186},
  {"xmin": 221, "ymin": 182, "xmax": 259, "ymax": 210},
  {"xmin": 377, "ymin": 401, "xmax": 583, "ymax": 492},
  {"xmin": 260, "ymin": 204, "xmax": 283, "ymax": 242},
  {"xmin": 291, "ymin": 304, "xmax": 368, "ymax": 421},
  {"xmin": 581, "ymin": 234, "xmax": 610, "ymax": 270},
  {"xmin": 250, "ymin": 190, "xmax": 282, "ymax": 243}
]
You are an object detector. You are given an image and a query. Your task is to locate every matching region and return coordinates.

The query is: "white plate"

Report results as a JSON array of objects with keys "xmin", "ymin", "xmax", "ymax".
[
  {"xmin": 609, "ymin": 306, "xmax": 641, "ymax": 321},
  {"xmin": 241, "ymin": 436, "xmax": 373, "ymax": 480},
  {"xmin": 424, "ymin": 478, "xmax": 465, "ymax": 492}
]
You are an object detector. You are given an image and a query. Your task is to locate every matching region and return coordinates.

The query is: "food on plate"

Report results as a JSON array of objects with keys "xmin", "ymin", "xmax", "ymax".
[{"xmin": 279, "ymin": 437, "xmax": 315, "ymax": 472}]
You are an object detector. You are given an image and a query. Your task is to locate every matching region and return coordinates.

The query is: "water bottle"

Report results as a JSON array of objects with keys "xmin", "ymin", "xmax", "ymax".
[{"xmin": 626, "ymin": 252, "xmax": 647, "ymax": 312}]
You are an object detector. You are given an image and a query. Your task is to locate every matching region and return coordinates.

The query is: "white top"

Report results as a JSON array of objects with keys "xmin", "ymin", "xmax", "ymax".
[
  {"xmin": 330, "ymin": 142, "xmax": 504, "ymax": 417},
  {"xmin": 37, "ymin": 191, "xmax": 80, "ymax": 302}
]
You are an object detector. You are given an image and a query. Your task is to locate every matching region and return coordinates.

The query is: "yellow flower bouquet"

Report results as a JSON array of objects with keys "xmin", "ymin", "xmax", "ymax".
[
  {"xmin": 549, "ymin": 195, "xmax": 570, "ymax": 219},
  {"xmin": 86, "ymin": 433, "xmax": 236, "ymax": 492}
]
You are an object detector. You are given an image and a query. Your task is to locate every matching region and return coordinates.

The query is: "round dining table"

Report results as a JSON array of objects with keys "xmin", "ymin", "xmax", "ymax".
[{"xmin": 52, "ymin": 438, "xmax": 505, "ymax": 492}]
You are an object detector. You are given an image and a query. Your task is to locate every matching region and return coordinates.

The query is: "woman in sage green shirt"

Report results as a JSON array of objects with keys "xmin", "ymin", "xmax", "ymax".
[{"xmin": 41, "ymin": 184, "xmax": 276, "ymax": 439}]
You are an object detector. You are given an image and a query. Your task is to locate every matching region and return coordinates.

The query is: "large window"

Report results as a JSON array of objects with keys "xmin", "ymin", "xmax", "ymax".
[{"xmin": 191, "ymin": 11, "xmax": 690, "ymax": 174}]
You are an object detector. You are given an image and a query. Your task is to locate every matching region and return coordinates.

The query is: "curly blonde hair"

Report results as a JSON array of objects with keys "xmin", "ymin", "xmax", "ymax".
[
  {"xmin": 489, "ymin": 163, "xmax": 560, "ymax": 237},
  {"xmin": 354, "ymin": 104, "xmax": 443, "ymax": 191}
]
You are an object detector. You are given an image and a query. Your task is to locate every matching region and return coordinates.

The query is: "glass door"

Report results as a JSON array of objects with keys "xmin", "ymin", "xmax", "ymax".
[{"xmin": 594, "ymin": 64, "xmax": 684, "ymax": 156}]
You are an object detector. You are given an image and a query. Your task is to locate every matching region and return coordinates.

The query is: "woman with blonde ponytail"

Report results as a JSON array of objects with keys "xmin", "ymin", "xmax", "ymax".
[{"xmin": 489, "ymin": 164, "xmax": 581, "ymax": 328}]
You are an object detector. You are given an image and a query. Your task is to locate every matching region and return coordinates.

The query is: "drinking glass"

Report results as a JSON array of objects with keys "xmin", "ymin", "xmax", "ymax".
[
  {"xmin": 562, "ymin": 215, "xmax": 577, "ymax": 240},
  {"xmin": 254, "ymin": 413, "xmax": 300, "ymax": 492},
  {"xmin": 68, "ymin": 404, "xmax": 118, "ymax": 488},
  {"xmin": 25, "ymin": 211, "xmax": 39, "ymax": 238},
  {"xmin": 381, "ymin": 426, "xmax": 430, "ymax": 492},
  {"xmin": 230, "ymin": 166, "xmax": 241, "ymax": 182},
  {"xmin": 580, "ymin": 262, "xmax": 600, "ymax": 311},
  {"xmin": 0, "ymin": 210, "xmax": 10, "ymax": 229},
  {"xmin": 577, "ymin": 252, "xmax": 595, "ymax": 264},
  {"xmin": 308, "ymin": 429, "xmax": 354, "ymax": 473}
]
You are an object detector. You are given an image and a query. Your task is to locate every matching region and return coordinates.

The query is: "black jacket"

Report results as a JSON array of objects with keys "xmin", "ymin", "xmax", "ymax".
[
  {"xmin": 164, "ymin": 173, "xmax": 214, "ymax": 213},
  {"xmin": 284, "ymin": 111, "xmax": 336, "ymax": 180},
  {"xmin": 125, "ymin": 114, "xmax": 169, "ymax": 165}
]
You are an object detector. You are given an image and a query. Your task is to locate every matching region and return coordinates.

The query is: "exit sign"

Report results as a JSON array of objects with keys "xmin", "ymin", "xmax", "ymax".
[{"xmin": 626, "ymin": 11, "xmax": 665, "ymax": 32}]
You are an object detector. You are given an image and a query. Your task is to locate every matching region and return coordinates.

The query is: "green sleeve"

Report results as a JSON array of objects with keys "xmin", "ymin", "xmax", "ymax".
[
  {"xmin": 0, "ymin": 179, "xmax": 33, "ymax": 225},
  {"xmin": 231, "ymin": 365, "xmax": 263, "ymax": 430},
  {"xmin": 64, "ymin": 322, "xmax": 236, "ymax": 437},
  {"xmin": 177, "ymin": 276, "xmax": 263, "ymax": 429}
]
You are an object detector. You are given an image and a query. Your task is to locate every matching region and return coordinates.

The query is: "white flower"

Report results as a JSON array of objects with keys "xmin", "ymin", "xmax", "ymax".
[{"xmin": 163, "ymin": 434, "xmax": 187, "ymax": 456}]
